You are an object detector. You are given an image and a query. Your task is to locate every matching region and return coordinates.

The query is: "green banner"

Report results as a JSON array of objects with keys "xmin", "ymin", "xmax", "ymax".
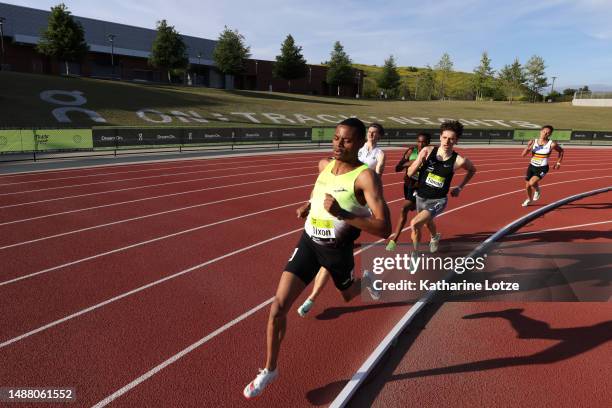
[
  {"xmin": 0, "ymin": 129, "xmax": 35, "ymax": 153},
  {"xmin": 34, "ymin": 129, "xmax": 93, "ymax": 151},
  {"xmin": 311, "ymin": 127, "xmax": 335, "ymax": 142},
  {"xmin": 513, "ymin": 129, "xmax": 571, "ymax": 141}
]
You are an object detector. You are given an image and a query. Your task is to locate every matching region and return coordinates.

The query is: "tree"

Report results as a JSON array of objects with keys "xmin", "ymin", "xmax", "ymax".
[
  {"xmin": 435, "ymin": 52, "xmax": 453, "ymax": 99},
  {"xmin": 562, "ymin": 88, "xmax": 577, "ymax": 96},
  {"xmin": 377, "ymin": 55, "xmax": 401, "ymax": 97},
  {"xmin": 497, "ymin": 58, "xmax": 526, "ymax": 103},
  {"xmin": 524, "ymin": 55, "xmax": 548, "ymax": 102},
  {"xmin": 213, "ymin": 26, "xmax": 251, "ymax": 76},
  {"xmin": 472, "ymin": 51, "xmax": 495, "ymax": 100},
  {"xmin": 273, "ymin": 34, "xmax": 307, "ymax": 92},
  {"xmin": 414, "ymin": 66, "xmax": 435, "ymax": 100},
  {"xmin": 37, "ymin": 3, "xmax": 89, "ymax": 75},
  {"xmin": 326, "ymin": 41, "xmax": 353, "ymax": 96},
  {"xmin": 149, "ymin": 20, "xmax": 188, "ymax": 83}
]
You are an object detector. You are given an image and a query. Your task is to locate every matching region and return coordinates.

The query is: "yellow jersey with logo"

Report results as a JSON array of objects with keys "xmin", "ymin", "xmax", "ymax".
[
  {"xmin": 530, "ymin": 139, "xmax": 553, "ymax": 167},
  {"xmin": 305, "ymin": 160, "xmax": 371, "ymax": 244}
]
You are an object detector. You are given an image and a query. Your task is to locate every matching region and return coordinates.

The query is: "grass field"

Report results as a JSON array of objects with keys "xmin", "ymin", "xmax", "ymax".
[{"xmin": 2, "ymin": 71, "xmax": 612, "ymax": 130}]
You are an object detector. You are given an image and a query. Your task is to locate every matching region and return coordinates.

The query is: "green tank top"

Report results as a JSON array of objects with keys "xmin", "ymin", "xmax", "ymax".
[{"xmin": 305, "ymin": 160, "xmax": 371, "ymax": 244}]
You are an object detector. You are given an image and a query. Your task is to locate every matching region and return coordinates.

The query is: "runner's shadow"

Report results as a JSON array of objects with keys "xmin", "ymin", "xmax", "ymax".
[
  {"xmin": 392, "ymin": 309, "xmax": 612, "ymax": 380},
  {"xmin": 316, "ymin": 301, "xmax": 409, "ymax": 320}
]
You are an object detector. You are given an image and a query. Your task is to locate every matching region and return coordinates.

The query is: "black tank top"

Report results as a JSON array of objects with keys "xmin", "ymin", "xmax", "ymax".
[{"xmin": 417, "ymin": 147, "xmax": 458, "ymax": 199}]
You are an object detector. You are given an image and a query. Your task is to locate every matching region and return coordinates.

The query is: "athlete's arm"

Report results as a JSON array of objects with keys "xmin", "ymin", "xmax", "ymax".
[
  {"xmin": 552, "ymin": 142, "xmax": 564, "ymax": 170},
  {"xmin": 406, "ymin": 146, "xmax": 432, "ymax": 178},
  {"xmin": 323, "ymin": 169, "xmax": 391, "ymax": 238},
  {"xmin": 451, "ymin": 156, "xmax": 477, "ymax": 197},
  {"xmin": 375, "ymin": 150, "xmax": 386, "ymax": 176},
  {"xmin": 521, "ymin": 140, "xmax": 534, "ymax": 157},
  {"xmin": 395, "ymin": 147, "xmax": 414, "ymax": 172}
]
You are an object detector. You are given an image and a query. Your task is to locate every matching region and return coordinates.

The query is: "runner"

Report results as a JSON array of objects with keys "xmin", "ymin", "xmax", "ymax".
[
  {"xmin": 243, "ymin": 118, "xmax": 391, "ymax": 399},
  {"xmin": 358, "ymin": 123, "xmax": 386, "ymax": 176},
  {"xmin": 385, "ymin": 132, "xmax": 431, "ymax": 251},
  {"xmin": 521, "ymin": 125, "xmax": 564, "ymax": 207},
  {"xmin": 406, "ymin": 121, "xmax": 476, "ymax": 258},
  {"xmin": 296, "ymin": 123, "xmax": 387, "ymax": 316}
]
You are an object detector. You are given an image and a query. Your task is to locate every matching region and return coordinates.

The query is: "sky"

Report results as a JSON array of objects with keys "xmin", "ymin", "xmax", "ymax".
[{"xmin": 5, "ymin": 0, "xmax": 612, "ymax": 90}]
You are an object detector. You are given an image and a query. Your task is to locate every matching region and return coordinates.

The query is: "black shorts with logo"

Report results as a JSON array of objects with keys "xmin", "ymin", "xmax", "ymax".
[
  {"xmin": 285, "ymin": 232, "xmax": 355, "ymax": 291},
  {"xmin": 525, "ymin": 164, "xmax": 549, "ymax": 181}
]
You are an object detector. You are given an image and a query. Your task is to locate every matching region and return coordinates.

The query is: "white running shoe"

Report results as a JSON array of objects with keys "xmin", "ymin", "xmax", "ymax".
[
  {"xmin": 243, "ymin": 368, "xmax": 278, "ymax": 399},
  {"xmin": 362, "ymin": 270, "xmax": 381, "ymax": 300},
  {"xmin": 533, "ymin": 190, "xmax": 541, "ymax": 201},
  {"xmin": 297, "ymin": 299, "xmax": 314, "ymax": 317},
  {"xmin": 429, "ymin": 233, "xmax": 441, "ymax": 253},
  {"xmin": 522, "ymin": 199, "xmax": 531, "ymax": 207}
]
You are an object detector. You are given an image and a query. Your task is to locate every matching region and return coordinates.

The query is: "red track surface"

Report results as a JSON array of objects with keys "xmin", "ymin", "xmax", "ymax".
[{"xmin": 0, "ymin": 147, "xmax": 610, "ymax": 407}]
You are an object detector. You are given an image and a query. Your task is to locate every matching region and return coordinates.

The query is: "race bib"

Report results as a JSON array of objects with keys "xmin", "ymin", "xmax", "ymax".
[
  {"xmin": 425, "ymin": 173, "xmax": 445, "ymax": 188},
  {"xmin": 530, "ymin": 157, "xmax": 545, "ymax": 166},
  {"xmin": 310, "ymin": 218, "xmax": 336, "ymax": 239}
]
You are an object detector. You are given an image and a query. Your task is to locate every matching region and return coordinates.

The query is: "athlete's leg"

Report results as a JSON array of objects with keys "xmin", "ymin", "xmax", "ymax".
[
  {"xmin": 525, "ymin": 179, "xmax": 533, "ymax": 201},
  {"xmin": 388, "ymin": 200, "xmax": 415, "ymax": 242},
  {"xmin": 297, "ymin": 267, "xmax": 330, "ymax": 316},
  {"xmin": 410, "ymin": 210, "xmax": 433, "ymax": 250},
  {"xmin": 266, "ymin": 272, "xmax": 306, "ymax": 370}
]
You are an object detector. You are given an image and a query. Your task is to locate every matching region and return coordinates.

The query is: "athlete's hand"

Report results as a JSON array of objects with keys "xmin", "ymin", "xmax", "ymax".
[
  {"xmin": 296, "ymin": 203, "xmax": 310, "ymax": 218},
  {"xmin": 324, "ymin": 193, "xmax": 343, "ymax": 218},
  {"xmin": 553, "ymin": 162, "xmax": 561, "ymax": 170},
  {"xmin": 450, "ymin": 186, "xmax": 462, "ymax": 197}
]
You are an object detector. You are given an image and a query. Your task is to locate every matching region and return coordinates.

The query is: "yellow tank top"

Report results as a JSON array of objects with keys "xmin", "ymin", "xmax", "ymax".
[{"xmin": 305, "ymin": 160, "xmax": 371, "ymax": 244}]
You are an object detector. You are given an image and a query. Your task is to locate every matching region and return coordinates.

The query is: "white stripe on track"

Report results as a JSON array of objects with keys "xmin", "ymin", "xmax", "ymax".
[
  {"xmin": 0, "ymin": 164, "xmax": 315, "ymax": 197},
  {"xmin": 0, "ymin": 200, "xmax": 304, "ymax": 286},
  {"xmin": 0, "ymin": 173, "xmax": 317, "ymax": 227},
  {"xmin": 0, "ymin": 228, "xmax": 302, "ymax": 350},
  {"xmin": 3, "ymin": 175, "xmax": 609, "ymax": 356},
  {"xmin": 0, "ymin": 157, "xmax": 321, "ymax": 187},
  {"xmin": 89, "ymin": 175, "xmax": 612, "ymax": 407},
  {"xmin": 0, "ymin": 163, "xmax": 601, "ymax": 227},
  {"xmin": 511, "ymin": 220, "xmax": 612, "ymax": 237}
]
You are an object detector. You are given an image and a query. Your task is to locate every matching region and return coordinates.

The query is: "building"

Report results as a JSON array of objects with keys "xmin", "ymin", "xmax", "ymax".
[{"xmin": 0, "ymin": 2, "xmax": 363, "ymax": 96}]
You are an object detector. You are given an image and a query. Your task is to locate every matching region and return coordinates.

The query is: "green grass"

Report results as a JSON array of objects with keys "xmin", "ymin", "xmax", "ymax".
[{"xmin": 2, "ymin": 71, "xmax": 612, "ymax": 130}]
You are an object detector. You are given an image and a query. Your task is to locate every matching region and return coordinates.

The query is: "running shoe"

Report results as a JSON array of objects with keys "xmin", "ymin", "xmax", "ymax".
[
  {"xmin": 385, "ymin": 240, "xmax": 397, "ymax": 251},
  {"xmin": 297, "ymin": 299, "xmax": 314, "ymax": 317},
  {"xmin": 522, "ymin": 199, "xmax": 531, "ymax": 207},
  {"xmin": 243, "ymin": 368, "xmax": 278, "ymax": 399},
  {"xmin": 429, "ymin": 233, "xmax": 441, "ymax": 253},
  {"xmin": 362, "ymin": 270, "xmax": 381, "ymax": 300},
  {"xmin": 533, "ymin": 190, "xmax": 541, "ymax": 201}
]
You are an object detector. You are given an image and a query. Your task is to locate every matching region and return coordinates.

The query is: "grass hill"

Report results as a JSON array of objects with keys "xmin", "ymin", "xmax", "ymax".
[{"xmin": 1, "ymin": 71, "xmax": 611, "ymax": 130}]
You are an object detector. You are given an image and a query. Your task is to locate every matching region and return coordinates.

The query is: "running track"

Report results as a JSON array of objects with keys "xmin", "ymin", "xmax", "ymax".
[{"xmin": 0, "ymin": 147, "xmax": 610, "ymax": 407}]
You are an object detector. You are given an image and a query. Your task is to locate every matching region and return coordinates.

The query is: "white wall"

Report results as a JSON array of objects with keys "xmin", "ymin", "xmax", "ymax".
[{"xmin": 572, "ymin": 99, "xmax": 612, "ymax": 107}]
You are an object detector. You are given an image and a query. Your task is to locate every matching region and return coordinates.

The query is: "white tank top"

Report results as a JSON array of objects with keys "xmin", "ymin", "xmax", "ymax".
[
  {"xmin": 530, "ymin": 139, "xmax": 553, "ymax": 167},
  {"xmin": 358, "ymin": 145, "xmax": 383, "ymax": 170}
]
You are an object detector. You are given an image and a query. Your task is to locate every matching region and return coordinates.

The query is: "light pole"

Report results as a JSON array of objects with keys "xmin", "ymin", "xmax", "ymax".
[
  {"xmin": 0, "ymin": 17, "xmax": 6, "ymax": 71},
  {"xmin": 550, "ymin": 76, "xmax": 557, "ymax": 96},
  {"xmin": 107, "ymin": 34, "xmax": 116, "ymax": 77},
  {"xmin": 196, "ymin": 51, "xmax": 202, "ymax": 86}
]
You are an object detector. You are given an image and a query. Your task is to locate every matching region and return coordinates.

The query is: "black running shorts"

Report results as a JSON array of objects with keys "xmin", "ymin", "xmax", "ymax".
[
  {"xmin": 285, "ymin": 232, "xmax": 355, "ymax": 291},
  {"xmin": 525, "ymin": 164, "xmax": 549, "ymax": 181}
]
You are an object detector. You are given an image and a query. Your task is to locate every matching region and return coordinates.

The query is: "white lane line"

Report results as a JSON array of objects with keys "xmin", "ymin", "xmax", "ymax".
[
  {"xmin": 0, "ymin": 164, "xmax": 316, "ymax": 197},
  {"xmin": 89, "ymin": 296, "xmax": 275, "ymax": 408},
  {"xmin": 0, "ymin": 200, "xmax": 304, "ymax": 286},
  {"xmin": 1, "ymin": 163, "xmax": 602, "ymax": 228},
  {"xmin": 0, "ymin": 173, "xmax": 317, "ymax": 227},
  {"xmin": 0, "ymin": 228, "xmax": 302, "ymax": 350},
  {"xmin": 90, "ymin": 175, "xmax": 612, "ymax": 407},
  {"xmin": 0, "ymin": 157, "xmax": 321, "ymax": 187},
  {"xmin": 3, "ymin": 174, "xmax": 609, "ymax": 359},
  {"xmin": 511, "ymin": 220, "xmax": 612, "ymax": 237}
]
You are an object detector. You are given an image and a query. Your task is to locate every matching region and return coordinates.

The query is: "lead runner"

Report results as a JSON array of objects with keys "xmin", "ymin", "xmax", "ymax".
[{"xmin": 243, "ymin": 118, "xmax": 391, "ymax": 399}]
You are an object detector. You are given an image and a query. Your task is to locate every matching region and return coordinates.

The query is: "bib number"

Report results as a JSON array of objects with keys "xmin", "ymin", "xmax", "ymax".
[
  {"xmin": 310, "ymin": 218, "xmax": 335, "ymax": 239},
  {"xmin": 425, "ymin": 173, "xmax": 445, "ymax": 188},
  {"xmin": 531, "ymin": 157, "xmax": 545, "ymax": 166}
]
